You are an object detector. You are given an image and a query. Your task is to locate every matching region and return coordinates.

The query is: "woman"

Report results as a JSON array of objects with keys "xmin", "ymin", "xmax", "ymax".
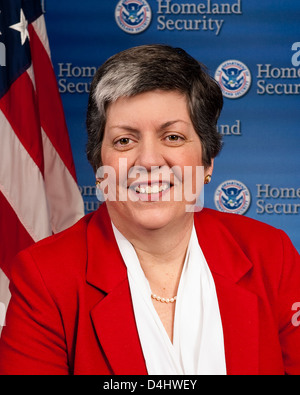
[{"xmin": 0, "ymin": 45, "xmax": 299, "ymax": 375}]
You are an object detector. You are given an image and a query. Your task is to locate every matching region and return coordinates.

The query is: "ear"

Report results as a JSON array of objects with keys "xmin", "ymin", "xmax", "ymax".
[{"xmin": 205, "ymin": 159, "xmax": 214, "ymax": 178}]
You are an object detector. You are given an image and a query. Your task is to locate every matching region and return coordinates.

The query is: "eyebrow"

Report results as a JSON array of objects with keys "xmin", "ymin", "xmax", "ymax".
[
  {"xmin": 109, "ymin": 119, "xmax": 189, "ymax": 132},
  {"xmin": 160, "ymin": 120, "xmax": 189, "ymax": 129}
]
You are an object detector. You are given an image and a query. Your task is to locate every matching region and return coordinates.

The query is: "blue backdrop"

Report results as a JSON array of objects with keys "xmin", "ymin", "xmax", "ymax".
[{"xmin": 44, "ymin": 0, "xmax": 300, "ymax": 251}]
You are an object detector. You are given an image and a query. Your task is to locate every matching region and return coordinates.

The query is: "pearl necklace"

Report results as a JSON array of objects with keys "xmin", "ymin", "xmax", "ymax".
[{"xmin": 151, "ymin": 293, "xmax": 177, "ymax": 303}]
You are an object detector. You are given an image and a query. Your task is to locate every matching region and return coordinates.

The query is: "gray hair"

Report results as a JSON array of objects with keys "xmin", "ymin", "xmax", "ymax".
[{"xmin": 86, "ymin": 44, "xmax": 223, "ymax": 172}]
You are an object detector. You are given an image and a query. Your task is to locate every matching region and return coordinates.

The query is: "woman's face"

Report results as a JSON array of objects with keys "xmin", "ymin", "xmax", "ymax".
[{"xmin": 100, "ymin": 90, "xmax": 213, "ymax": 233}]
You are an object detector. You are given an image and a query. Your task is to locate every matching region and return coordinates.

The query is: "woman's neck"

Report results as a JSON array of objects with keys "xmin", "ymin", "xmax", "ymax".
[{"xmin": 113, "ymin": 214, "xmax": 194, "ymax": 296}]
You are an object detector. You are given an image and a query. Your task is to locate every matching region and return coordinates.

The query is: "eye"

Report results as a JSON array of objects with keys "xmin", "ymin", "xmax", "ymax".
[
  {"xmin": 114, "ymin": 137, "xmax": 133, "ymax": 148},
  {"xmin": 165, "ymin": 134, "xmax": 185, "ymax": 144}
]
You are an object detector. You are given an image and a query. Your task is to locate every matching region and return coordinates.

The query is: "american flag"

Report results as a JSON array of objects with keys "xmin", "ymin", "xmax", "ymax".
[{"xmin": 0, "ymin": 0, "xmax": 84, "ymax": 331}]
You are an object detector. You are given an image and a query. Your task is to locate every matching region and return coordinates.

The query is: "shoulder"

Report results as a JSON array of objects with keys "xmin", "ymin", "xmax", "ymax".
[
  {"xmin": 10, "ymin": 212, "xmax": 95, "ymax": 288},
  {"xmin": 196, "ymin": 209, "xmax": 299, "ymax": 301},
  {"xmin": 224, "ymin": 208, "xmax": 279, "ymax": 230},
  {"xmin": 26, "ymin": 212, "xmax": 93, "ymax": 261},
  {"xmin": 198, "ymin": 207, "xmax": 280, "ymax": 233},
  {"xmin": 196, "ymin": 208, "xmax": 291, "ymax": 255}
]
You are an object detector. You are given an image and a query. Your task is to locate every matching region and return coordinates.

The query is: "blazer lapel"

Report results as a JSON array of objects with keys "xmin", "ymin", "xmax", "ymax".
[
  {"xmin": 194, "ymin": 210, "xmax": 259, "ymax": 375},
  {"xmin": 212, "ymin": 275, "xmax": 259, "ymax": 375},
  {"xmin": 86, "ymin": 204, "xmax": 147, "ymax": 375},
  {"xmin": 90, "ymin": 280, "xmax": 147, "ymax": 375}
]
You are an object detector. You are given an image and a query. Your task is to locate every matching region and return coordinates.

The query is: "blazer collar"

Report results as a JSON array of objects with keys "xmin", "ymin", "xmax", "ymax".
[
  {"xmin": 86, "ymin": 203, "xmax": 127, "ymax": 293},
  {"xmin": 194, "ymin": 208, "xmax": 253, "ymax": 283},
  {"xmin": 87, "ymin": 206, "xmax": 253, "ymax": 292}
]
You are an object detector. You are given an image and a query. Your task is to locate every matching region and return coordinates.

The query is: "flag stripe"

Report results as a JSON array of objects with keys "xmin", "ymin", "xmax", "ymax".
[
  {"xmin": 26, "ymin": 65, "xmax": 36, "ymax": 91},
  {"xmin": 29, "ymin": 23, "xmax": 78, "ymax": 181},
  {"xmin": 42, "ymin": 127, "xmax": 84, "ymax": 232},
  {"xmin": 0, "ymin": 109, "xmax": 52, "ymax": 242},
  {"xmin": 31, "ymin": 14, "xmax": 51, "ymax": 58},
  {"xmin": 0, "ymin": 72, "xmax": 44, "ymax": 175},
  {"xmin": 0, "ymin": 267, "xmax": 11, "ymax": 336}
]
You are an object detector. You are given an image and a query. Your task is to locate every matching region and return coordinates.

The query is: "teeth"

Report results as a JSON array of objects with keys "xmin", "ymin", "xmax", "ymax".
[
  {"xmin": 160, "ymin": 184, "xmax": 169, "ymax": 192},
  {"xmin": 151, "ymin": 185, "xmax": 159, "ymax": 193},
  {"xmin": 134, "ymin": 183, "xmax": 170, "ymax": 194}
]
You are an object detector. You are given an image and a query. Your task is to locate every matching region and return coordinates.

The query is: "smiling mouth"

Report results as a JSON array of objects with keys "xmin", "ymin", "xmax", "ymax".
[
  {"xmin": 128, "ymin": 181, "xmax": 173, "ymax": 200},
  {"xmin": 132, "ymin": 182, "xmax": 170, "ymax": 194}
]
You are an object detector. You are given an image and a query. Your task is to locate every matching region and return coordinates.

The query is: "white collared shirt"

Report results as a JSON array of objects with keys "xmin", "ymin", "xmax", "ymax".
[{"xmin": 112, "ymin": 223, "xmax": 227, "ymax": 375}]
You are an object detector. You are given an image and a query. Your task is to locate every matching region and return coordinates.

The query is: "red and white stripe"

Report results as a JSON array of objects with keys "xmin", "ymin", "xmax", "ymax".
[{"xmin": 0, "ymin": 14, "xmax": 84, "ymax": 332}]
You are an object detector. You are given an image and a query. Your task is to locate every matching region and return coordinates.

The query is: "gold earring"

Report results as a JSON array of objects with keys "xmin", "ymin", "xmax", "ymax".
[{"xmin": 204, "ymin": 175, "xmax": 212, "ymax": 184}]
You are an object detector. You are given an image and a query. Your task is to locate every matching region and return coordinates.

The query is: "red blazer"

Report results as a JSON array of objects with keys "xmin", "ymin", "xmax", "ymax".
[{"xmin": 0, "ymin": 204, "xmax": 299, "ymax": 375}]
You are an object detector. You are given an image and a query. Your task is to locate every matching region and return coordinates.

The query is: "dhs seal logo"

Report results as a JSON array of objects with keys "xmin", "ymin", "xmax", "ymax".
[
  {"xmin": 115, "ymin": 0, "xmax": 152, "ymax": 34},
  {"xmin": 214, "ymin": 180, "xmax": 251, "ymax": 215},
  {"xmin": 215, "ymin": 60, "xmax": 251, "ymax": 99}
]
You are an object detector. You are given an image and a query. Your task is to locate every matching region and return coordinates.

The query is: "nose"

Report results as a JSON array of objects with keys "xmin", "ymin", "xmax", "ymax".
[{"xmin": 133, "ymin": 136, "xmax": 166, "ymax": 171}]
